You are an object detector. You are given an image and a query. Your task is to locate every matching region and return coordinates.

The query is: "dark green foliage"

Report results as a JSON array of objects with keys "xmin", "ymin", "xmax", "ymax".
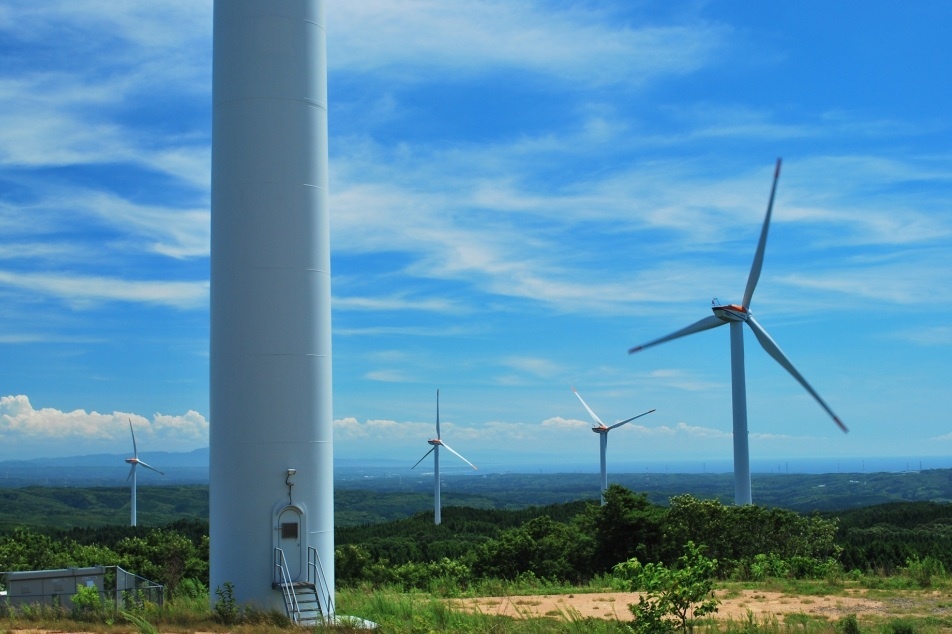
[
  {"xmin": 581, "ymin": 485, "xmax": 665, "ymax": 573},
  {"xmin": 664, "ymin": 494, "xmax": 840, "ymax": 576},
  {"xmin": 0, "ymin": 523, "xmax": 208, "ymax": 594},
  {"xmin": 5, "ymin": 474, "xmax": 952, "ymax": 597},
  {"xmin": 833, "ymin": 502, "xmax": 952, "ymax": 573},
  {"xmin": 470, "ymin": 515, "xmax": 594, "ymax": 583},
  {"xmin": 838, "ymin": 614, "xmax": 862, "ymax": 633},
  {"xmin": 0, "ymin": 485, "xmax": 207, "ymax": 529},
  {"xmin": 884, "ymin": 619, "xmax": 916, "ymax": 634},
  {"xmin": 335, "ymin": 500, "xmax": 590, "ymax": 567}
]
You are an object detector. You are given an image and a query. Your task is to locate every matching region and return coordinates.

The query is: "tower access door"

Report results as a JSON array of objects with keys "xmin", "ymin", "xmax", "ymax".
[{"xmin": 275, "ymin": 505, "xmax": 305, "ymax": 581}]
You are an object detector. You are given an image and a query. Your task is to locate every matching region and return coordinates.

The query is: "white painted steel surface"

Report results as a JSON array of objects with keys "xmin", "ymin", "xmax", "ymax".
[{"xmin": 210, "ymin": 0, "xmax": 332, "ymax": 610}]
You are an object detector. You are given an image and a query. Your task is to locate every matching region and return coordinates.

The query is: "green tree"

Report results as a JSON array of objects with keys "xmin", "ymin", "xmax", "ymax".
[
  {"xmin": 471, "ymin": 515, "xmax": 593, "ymax": 582},
  {"xmin": 581, "ymin": 485, "xmax": 665, "ymax": 573},
  {"xmin": 616, "ymin": 541, "xmax": 719, "ymax": 633},
  {"xmin": 115, "ymin": 529, "xmax": 201, "ymax": 596},
  {"xmin": 664, "ymin": 494, "xmax": 840, "ymax": 575}
]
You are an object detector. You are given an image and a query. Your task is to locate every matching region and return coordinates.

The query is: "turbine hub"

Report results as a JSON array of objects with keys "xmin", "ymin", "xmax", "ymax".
[
  {"xmin": 591, "ymin": 426, "xmax": 609, "ymax": 434},
  {"xmin": 428, "ymin": 439, "xmax": 441, "ymax": 446},
  {"xmin": 712, "ymin": 304, "xmax": 748, "ymax": 322}
]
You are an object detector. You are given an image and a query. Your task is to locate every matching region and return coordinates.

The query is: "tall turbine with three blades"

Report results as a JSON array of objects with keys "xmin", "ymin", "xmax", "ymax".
[
  {"xmin": 573, "ymin": 388, "xmax": 655, "ymax": 505},
  {"xmin": 412, "ymin": 390, "xmax": 477, "ymax": 525},
  {"xmin": 628, "ymin": 159, "xmax": 847, "ymax": 505},
  {"xmin": 124, "ymin": 420, "xmax": 164, "ymax": 526}
]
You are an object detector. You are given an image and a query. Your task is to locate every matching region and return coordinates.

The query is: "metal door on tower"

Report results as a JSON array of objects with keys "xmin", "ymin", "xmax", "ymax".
[{"xmin": 277, "ymin": 506, "xmax": 304, "ymax": 580}]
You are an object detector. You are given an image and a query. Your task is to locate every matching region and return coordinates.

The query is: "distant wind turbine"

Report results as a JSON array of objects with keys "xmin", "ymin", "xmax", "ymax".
[
  {"xmin": 572, "ymin": 387, "xmax": 655, "ymax": 505},
  {"xmin": 411, "ymin": 390, "xmax": 477, "ymax": 525},
  {"xmin": 627, "ymin": 158, "xmax": 848, "ymax": 505},
  {"xmin": 124, "ymin": 419, "xmax": 164, "ymax": 526}
]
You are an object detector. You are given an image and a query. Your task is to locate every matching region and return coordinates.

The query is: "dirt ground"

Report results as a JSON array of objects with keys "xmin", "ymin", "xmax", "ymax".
[
  {"xmin": 7, "ymin": 588, "xmax": 950, "ymax": 631},
  {"xmin": 451, "ymin": 587, "xmax": 920, "ymax": 623}
]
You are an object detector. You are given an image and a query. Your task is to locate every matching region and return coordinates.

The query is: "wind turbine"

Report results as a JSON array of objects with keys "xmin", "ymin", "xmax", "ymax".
[
  {"xmin": 627, "ymin": 158, "xmax": 847, "ymax": 505},
  {"xmin": 572, "ymin": 387, "xmax": 655, "ymax": 505},
  {"xmin": 411, "ymin": 390, "xmax": 477, "ymax": 525},
  {"xmin": 124, "ymin": 419, "xmax": 164, "ymax": 526}
]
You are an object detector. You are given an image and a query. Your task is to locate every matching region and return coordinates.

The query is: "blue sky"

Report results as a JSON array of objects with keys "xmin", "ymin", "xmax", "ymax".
[{"xmin": 0, "ymin": 1, "xmax": 950, "ymax": 473}]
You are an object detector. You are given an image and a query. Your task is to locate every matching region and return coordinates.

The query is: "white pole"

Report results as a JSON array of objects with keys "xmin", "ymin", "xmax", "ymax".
[
  {"xmin": 730, "ymin": 321, "xmax": 751, "ymax": 505},
  {"xmin": 210, "ymin": 0, "xmax": 333, "ymax": 610},
  {"xmin": 131, "ymin": 467, "xmax": 137, "ymax": 527},
  {"xmin": 599, "ymin": 433, "xmax": 608, "ymax": 505},
  {"xmin": 434, "ymin": 446, "xmax": 441, "ymax": 525}
]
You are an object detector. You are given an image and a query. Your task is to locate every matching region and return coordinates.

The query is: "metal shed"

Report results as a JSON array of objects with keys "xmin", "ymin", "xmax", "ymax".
[{"xmin": 2, "ymin": 566, "xmax": 104, "ymax": 607}]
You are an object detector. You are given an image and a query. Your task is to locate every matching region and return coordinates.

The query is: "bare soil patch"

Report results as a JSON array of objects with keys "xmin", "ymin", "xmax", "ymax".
[{"xmin": 452, "ymin": 588, "xmax": 887, "ymax": 622}]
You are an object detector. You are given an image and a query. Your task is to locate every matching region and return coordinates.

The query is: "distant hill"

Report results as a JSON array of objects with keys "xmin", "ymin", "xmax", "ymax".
[
  {"xmin": 2, "ymin": 465, "xmax": 952, "ymax": 529},
  {"xmin": 0, "ymin": 449, "xmax": 209, "ymax": 488}
]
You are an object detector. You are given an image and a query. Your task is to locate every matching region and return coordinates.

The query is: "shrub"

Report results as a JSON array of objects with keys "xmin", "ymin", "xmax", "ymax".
[
  {"xmin": 617, "ymin": 541, "xmax": 719, "ymax": 633},
  {"xmin": 70, "ymin": 584, "xmax": 104, "ymax": 621},
  {"xmin": 838, "ymin": 613, "xmax": 862, "ymax": 634},
  {"xmin": 902, "ymin": 555, "xmax": 945, "ymax": 588},
  {"xmin": 213, "ymin": 581, "xmax": 238, "ymax": 625}
]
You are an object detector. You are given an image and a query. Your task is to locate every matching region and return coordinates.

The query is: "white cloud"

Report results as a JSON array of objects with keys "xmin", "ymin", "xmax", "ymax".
[
  {"xmin": 328, "ymin": 1, "xmax": 727, "ymax": 86},
  {"xmin": 0, "ymin": 394, "xmax": 207, "ymax": 448},
  {"xmin": 540, "ymin": 416, "xmax": 589, "ymax": 431},
  {"xmin": 0, "ymin": 271, "xmax": 208, "ymax": 310},
  {"xmin": 365, "ymin": 370, "xmax": 416, "ymax": 383},
  {"xmin": 895, "ymin": 325, "xmax": 952, "ymax": 347},
  {"xmin": 334, "ymin": 294, "xmax": 464, "ymax": 313}
]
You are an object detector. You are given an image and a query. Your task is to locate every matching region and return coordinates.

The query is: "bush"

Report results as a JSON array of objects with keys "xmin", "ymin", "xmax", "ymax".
[
  {"xmin": 838, "ymin": 613, "xmax": 862, "ymax": 634},
  {"xmin": 70, "ymin": 584, "xmax": 104, "ymax": 621},
  {"xmin": 213, "ymin": 581, "xmax": 238, "ymax": 625},
  {"xmin": 617, "ymin": 541, "xmax": 719, "ymax": 633},
  {"xmin": 902, "ymin": 555, "xmax": 945, "ymax": 588},
  {"xmin": 885, "ymin": 620, "xmax": 916, "ymax": 634}
]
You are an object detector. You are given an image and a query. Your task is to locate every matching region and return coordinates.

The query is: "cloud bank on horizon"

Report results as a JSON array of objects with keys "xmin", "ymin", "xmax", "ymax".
[{"xmin": 0, "ymin": 2, "xmax": 950, "ymax": 465}]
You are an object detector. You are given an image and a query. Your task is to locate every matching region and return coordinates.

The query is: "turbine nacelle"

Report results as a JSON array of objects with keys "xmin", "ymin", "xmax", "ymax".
[{"xmin": 712, "ymin": 303, "xmax": 749, "ymax": 322}]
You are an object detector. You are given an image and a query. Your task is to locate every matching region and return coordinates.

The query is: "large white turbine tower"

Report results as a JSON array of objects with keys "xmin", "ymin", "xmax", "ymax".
[
  {"xmin": 412, "ymin": 390, "xmax": 477, "ymax": 525},
  {"xmin": 572, "ymin": 388, "xmax": 654, "ymax": 505},
  {"xmin": 124, "ymin": 419, "xmax": 163, "ymax": 527},
  {"xmin": 210, "ymin": 0, "xmax": 334, "ymax": 612},
  {"xmin": 628, "ymin": 159, "xmax": 848, "ymax": 505}
]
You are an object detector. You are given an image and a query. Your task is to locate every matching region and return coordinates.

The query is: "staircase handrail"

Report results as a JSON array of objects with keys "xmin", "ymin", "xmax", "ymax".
[
  {"xmin": 273, "ymin": 547, "xmax": 300, "ymax": 621},
  {"xmin": 307, "ymin": 546, "xmax": 334, "ymax": 615}
]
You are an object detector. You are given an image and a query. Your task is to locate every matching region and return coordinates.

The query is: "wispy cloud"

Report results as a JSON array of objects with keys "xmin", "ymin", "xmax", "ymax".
[
  {"xmin": 329, "ymin": 2, "xmax": 728, "ymax": 85},
  {"xmin": 0, "ymin": 271, "xmax": 208, "ymax": 310}
]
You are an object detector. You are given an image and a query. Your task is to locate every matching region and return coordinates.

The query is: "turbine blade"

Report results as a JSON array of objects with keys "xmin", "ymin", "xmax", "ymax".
[
  {"xmin": 742, "ymin": 158, "xmax": 782, "ymax": 309},
  {"xmin": 607, "ymin": 409, "xmax": 656, "ymax": 430},
  {"xmin": 572, "ymin": 387, "xmax": 605, "ymax": 427},
  {"xmin": 126, "ymin": 464, "xmax": 136, "ymax": 482},
  {"xmin": 745, "ymin": 315, "xmax": 848, "ymax": 433},
  {"xmin": 411, "ymin": 447, "xmax": 435, "ymax": 470},
  {"xmin": 628, "ymin": 315, "xmax": 726, "ymax": 354},
  {"xmin": 138, "ymin": 461, "xmax": 164, "ymax": 476},
  {"xmin": 439, "ymin": 442, "xmax": 478, "ymax": 470},
  {"xmin": 128, "ymin": 419, "xmax": 138, "ymax": 457},
  {"xmin": 436, "ymin": 389, "xmax": 441, "ymax": 439}
]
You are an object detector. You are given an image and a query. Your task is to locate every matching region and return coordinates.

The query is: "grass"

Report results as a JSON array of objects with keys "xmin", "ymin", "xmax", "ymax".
[{"xmin": 4, "ymin": 575, "xmax": 952, "ymax": 633}]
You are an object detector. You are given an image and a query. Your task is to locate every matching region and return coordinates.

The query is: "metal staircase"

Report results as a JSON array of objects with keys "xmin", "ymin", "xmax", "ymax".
[{"xmin": 273, "ymin": 547, "xmax": 334, "ymax": 626}]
